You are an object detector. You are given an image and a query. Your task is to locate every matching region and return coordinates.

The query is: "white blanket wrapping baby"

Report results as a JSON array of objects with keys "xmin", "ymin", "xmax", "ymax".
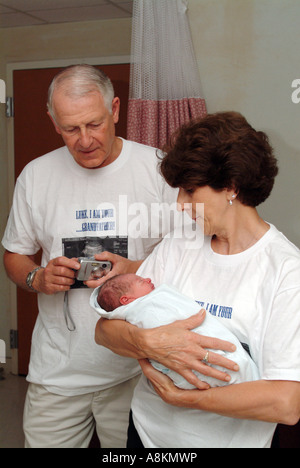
[{"xmin": 90, "ymin": 284, "xmax": 259, "ymax": 389}]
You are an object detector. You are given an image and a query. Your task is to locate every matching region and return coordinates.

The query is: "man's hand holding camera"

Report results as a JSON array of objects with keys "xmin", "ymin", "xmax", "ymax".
[
  {"xmin": 32, "ymin": 251, "xmax": 142, "ymax": 294},
  {"xmin": 34, "ymin": 256, "xmax": 111, "ymax": 294},
  {"xmin": 33, "ymin": 257, "xmax": 80, "ymax": 295}
]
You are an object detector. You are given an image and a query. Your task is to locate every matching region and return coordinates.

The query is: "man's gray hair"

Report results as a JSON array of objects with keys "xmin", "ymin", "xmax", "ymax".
[{"xmin": 47, "ymin": 64, "xmax": 115, "ymax": 122}]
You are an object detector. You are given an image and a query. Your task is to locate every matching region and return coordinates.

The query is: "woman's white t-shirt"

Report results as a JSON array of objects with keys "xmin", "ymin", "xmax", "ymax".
[{"xmin": 132, "ymin": 224, "xmax": 300, "ymax": 448}]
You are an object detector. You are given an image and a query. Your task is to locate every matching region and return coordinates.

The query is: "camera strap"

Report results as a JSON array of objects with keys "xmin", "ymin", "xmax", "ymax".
[{"xmin": 63, "ymin": 291, "xmax": 76, "ymax": 332}]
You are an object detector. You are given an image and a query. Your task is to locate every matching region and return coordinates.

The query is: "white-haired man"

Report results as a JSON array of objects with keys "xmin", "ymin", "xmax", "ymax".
[{"xmin": 2, "ymin": 64, "xmax": 181, "ymax": 448}]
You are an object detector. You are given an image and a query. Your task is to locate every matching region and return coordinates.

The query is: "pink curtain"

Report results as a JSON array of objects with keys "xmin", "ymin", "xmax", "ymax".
[
  {"xmin": 127, "ymin": 0, "xmax": 207, "ymax": 149},
  {"xmin": 127, "ymin": 98, "xmax": 207, "ymax": 149}
]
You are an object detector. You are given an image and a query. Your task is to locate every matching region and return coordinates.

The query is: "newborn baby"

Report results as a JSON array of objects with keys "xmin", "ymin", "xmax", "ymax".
[{"xmin": 90, "ymin": 274, "xmax": 259, "ymax": 389}]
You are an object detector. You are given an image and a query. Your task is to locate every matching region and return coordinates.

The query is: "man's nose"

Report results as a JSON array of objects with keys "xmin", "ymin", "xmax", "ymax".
[{"xmin": 79, "ymin": 128, "xmax": 93, "ymax": 147}]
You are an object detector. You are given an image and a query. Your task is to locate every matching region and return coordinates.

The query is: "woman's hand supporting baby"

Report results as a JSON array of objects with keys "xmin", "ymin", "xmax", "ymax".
[{"xmin": 95, "ymin": 309, "xmax": 238, "ymax": 389}]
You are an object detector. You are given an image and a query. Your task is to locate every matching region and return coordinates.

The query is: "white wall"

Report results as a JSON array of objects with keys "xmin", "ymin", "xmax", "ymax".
[{"xmin": 188, "ymin": 0, "xmax": 300, "ymax": 247}]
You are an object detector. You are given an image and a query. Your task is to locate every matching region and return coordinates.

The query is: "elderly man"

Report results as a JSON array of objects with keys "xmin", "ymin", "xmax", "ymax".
[{"xmin": 2, "ymin": 64, "xmax": 183, "ymax": 448}]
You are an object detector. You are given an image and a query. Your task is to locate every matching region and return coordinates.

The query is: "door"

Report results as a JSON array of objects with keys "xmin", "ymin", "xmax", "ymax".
[{"xmin": 13, "ymin": 63, "xmax": 130, "ymax": 375}]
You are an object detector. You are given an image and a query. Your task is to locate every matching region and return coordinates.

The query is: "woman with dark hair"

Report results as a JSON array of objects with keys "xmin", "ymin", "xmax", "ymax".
[
  {"xmin": 161, "ymin": 111, "xmax": 278, "ymax": 208},
  {"xmin": 95, "ymin": 112, "xmax": 300, "ymax": 448}
]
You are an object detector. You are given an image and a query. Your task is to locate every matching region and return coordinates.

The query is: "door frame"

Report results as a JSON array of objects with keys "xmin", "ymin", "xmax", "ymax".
[{"xmin": 6, "ymin": 55, "xmax": 130, "ymax": 374}]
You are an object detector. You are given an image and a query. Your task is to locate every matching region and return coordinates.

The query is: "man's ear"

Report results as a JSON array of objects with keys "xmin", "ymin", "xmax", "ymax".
[
  {"xmin": 120, "ymin": 295, "xmax": 135, "ymax": 306},
  {"xmin": 47, "ymin": 111, "xmax": 62, "ymax": 135},
  {"xmin": 111, "ymin": 97, "xmax": 120, "ymax": 124}
]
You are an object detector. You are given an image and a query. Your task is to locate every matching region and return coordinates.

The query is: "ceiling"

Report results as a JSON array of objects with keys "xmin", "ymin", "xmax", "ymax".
[{"xmin": 0, "ymin": 0, "xmax": 133, "ymax": 28}]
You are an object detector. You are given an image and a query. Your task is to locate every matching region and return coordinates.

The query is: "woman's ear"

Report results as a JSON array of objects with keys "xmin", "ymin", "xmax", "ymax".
[{"xmin": 226, "ymin": 187, "xmax": 239, "ymax": 204}]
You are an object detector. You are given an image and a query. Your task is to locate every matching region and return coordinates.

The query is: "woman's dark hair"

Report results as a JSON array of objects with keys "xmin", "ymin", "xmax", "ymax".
[{"xmin": 160, "ymin": 111, "xmax": 278, "ymax": 207}]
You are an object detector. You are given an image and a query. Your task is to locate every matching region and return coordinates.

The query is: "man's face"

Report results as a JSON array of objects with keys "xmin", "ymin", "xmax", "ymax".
[{"xmin": 49, "ymin": 90, "xmax": 120, "ymax": 169}]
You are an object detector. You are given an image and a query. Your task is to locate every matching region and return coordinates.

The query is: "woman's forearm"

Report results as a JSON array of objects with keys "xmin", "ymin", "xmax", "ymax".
[
  {"xmin": 141, "ymin": 358, "xmax": 300, "ymax": 426},
  {"xmin": 95, "ymin": 318, "xmax": 148, "ymax": 359},
  {"xmin": 193, "ymin": 380, "xmax": 300, "ymax": 424}
]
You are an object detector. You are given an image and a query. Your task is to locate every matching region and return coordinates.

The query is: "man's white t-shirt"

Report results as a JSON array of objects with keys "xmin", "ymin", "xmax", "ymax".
[
  {"xmin": 2, "ymin": 139, "xmax": 184, "ymax": 396},
  {"xmin": 132, "ymin": 224, "xmax": 300, "ymax": 448}
]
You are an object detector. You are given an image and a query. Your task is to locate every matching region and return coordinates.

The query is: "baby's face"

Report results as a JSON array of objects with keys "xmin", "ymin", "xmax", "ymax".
[{"xmin": 128, "ymin": 275, "xmax": 155, "ymax": 299}]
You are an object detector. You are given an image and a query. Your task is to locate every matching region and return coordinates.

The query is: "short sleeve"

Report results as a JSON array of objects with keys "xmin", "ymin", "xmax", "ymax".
[{"xmin": 2, "ymin": 175, "xmax": 40, "ymax": 255}]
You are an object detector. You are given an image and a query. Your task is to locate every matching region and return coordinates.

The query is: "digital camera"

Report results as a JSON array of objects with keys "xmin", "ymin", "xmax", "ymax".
[{"xmin": 76, "ymin": 258, "xmax": 112, "ymax": 281}]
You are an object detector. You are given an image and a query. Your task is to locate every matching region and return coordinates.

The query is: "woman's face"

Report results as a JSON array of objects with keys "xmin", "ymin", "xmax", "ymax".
[{"xmin": 177, "ymin": 186, "xmax": 232, "ymax": 237}]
